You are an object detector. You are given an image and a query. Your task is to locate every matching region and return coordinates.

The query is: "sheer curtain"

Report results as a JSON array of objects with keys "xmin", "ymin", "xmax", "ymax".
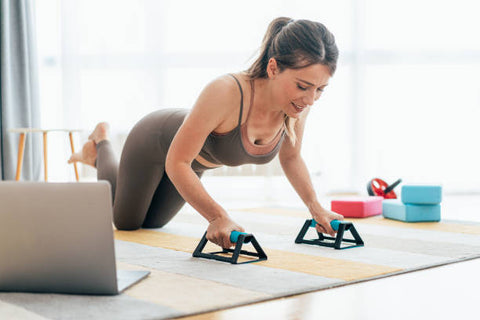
[{"xmin": 1, "ymin": 0, "xmax": 42, "ymax": 180}]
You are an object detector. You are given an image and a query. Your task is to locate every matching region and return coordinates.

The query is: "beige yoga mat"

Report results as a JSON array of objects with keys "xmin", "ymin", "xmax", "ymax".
[{"xmin": 2, "ymin": 207, "xmax": 480, "ymax": 320}]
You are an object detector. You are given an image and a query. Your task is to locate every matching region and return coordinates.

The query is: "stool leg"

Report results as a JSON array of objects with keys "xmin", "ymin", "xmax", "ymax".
[
  {"xmin": 15, "ymin": 133, "xmax": 26, "ymax": 181},
  {"xmin": 43, "ymin": 132, "xmax": 48, "ymax": 181},
  {"xmin": 69, "ymin": 132, "xmax": 79, "ymax": 182}
]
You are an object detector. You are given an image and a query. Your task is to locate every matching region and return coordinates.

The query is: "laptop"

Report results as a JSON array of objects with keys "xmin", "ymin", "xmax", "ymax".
[{"xmin": 0, "ymin": 181, "xmax": 149, "ymax": 295}]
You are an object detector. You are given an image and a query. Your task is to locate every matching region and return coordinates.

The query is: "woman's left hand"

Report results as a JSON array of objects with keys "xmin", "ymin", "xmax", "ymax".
[{"xmin": 308, "ymin": 202, "xmax": 344, "ymax": 237}]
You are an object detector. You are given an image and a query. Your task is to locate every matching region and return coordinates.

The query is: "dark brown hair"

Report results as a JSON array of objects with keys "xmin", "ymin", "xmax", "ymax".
[{"xmin": 246, "ymin": 17, "xmax": 339, "ymax": 144}]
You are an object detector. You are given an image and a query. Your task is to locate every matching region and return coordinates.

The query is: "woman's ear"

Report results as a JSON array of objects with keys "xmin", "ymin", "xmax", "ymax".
[{"xmin": 266, "ymin": 58, "xmax": 279, "ymax": 79}]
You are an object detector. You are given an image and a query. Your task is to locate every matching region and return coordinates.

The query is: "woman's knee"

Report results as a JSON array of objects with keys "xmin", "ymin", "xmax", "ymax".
[
  {"xmin": 141, "ymin": 208, "xmax": 179, "ymax": 229},
  {"xmin": 113, "ymin": 215, "xmax": 143, "ymax": 231},
  {"xmin": 141, "ymin": 220, "xmax": 168, "ymax": 229}
]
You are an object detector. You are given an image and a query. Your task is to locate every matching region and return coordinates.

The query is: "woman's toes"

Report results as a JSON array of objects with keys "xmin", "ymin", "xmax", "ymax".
[
  {"xmin": 68, "ymin": 152, "xmax": 82, "ymax": 164},
  {"xmin": 67, "ymin": 140, "xmax": 97, "ymax": 167}
]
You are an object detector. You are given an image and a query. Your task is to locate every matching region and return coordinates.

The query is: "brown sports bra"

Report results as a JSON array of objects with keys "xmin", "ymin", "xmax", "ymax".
[{"xmin": 198, "ymin": 74, "xmax": 286, "ymax": 166}]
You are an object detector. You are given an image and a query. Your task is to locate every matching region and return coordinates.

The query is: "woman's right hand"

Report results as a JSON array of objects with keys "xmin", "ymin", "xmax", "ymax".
[{"xmin": 206, "ymin": 215, "xmax": 245, "ymax": 249}]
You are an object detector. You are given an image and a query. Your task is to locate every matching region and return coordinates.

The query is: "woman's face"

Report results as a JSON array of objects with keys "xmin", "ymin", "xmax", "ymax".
[{"xmin": 268, "ymin": 60, "xmax": 331, "ymax": 118}]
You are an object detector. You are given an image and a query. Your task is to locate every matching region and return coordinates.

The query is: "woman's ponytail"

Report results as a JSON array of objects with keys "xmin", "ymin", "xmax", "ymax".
[{"xmin": 247, "ymin": 17, "xmax": 292, "ymax": 79}]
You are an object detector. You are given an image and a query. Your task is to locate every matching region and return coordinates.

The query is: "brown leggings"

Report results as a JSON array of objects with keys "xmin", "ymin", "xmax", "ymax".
[{"xmin": 96, "ymin": 109, "xmax": 209, "ymax": 230}]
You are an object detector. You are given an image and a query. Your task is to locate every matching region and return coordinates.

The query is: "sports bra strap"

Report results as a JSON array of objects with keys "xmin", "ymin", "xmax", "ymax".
[{"xmin": 228, "ymin": 74, "xmax": 244, "ymax": 126}]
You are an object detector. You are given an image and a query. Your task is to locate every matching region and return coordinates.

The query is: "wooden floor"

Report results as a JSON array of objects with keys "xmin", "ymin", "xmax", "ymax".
[{"xmin": 178, "ymin": 194, "xmax": 480, "ymax": 320}]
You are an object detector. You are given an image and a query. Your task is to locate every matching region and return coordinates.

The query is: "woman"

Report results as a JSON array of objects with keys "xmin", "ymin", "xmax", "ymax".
[{"xmin": 69, "ymin": 17, "xmax": 344, "ymax": 249}]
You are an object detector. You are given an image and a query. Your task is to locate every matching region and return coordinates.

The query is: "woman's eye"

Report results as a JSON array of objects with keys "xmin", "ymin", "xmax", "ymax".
[{"xmin": 297, "ymin": 84, "xmax": 307, "ymax": 91}]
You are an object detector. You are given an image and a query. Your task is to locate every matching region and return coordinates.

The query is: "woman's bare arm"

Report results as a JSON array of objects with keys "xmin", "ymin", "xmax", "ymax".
[
  {"xmin": 279, "ymin": 109, "xmax": 343, "ymax": 236},
  {"xmin": 165, "ymin": 76, "xmax": 244, "ymax": 248}
]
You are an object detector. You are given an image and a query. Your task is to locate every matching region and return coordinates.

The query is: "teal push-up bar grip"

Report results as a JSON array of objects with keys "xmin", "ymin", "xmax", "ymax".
[
  {"xmin": 230, "ymin": 231, "xmax": 249, "ymax": 243},
  {"xmin": 309, "ymin": 219, "xmax": 341, "ymax": 231},
  {"xmin": 296, "ymin": 219, "xmax": 364, "ymax": 250},
  {"xmin": 193, "ymin": 231, "xmax": 267, "ymax": 264}
]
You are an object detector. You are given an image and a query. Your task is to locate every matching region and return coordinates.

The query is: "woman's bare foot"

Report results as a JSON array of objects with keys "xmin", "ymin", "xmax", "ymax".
[
  {"xmin": 88, "ymin": 122, "xmax": 110, "ymax": 144},
  {"xmin": 68, "ymin": 140, "xmax": 97, "ymax": 167}
]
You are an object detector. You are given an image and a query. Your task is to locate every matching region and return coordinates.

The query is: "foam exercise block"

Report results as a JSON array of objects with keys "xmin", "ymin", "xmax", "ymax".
[
  {"xmin": 383, "ymin": 199, "xmax": 441, "ymax": 222},
  {"xmin": 401, "ymin": 185, "xmax": 442, "ymax": 205},
  {"xmin": 331, "ymin": 196, "xmax": 383, "ymax": 218}
]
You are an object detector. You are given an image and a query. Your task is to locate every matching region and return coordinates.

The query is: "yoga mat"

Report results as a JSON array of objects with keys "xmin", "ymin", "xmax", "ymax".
[{"xmin": 2, "ymin": 206, "xmax": 480, "ymax": 319}]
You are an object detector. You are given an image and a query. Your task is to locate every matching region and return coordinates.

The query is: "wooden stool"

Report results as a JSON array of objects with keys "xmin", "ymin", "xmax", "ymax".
[{"xmin": 9, "ymin": 128, "xmax": 82, "ymax": 181}]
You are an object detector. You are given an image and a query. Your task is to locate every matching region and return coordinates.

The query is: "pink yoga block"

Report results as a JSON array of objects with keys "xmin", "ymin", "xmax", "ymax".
[{"xmin": 331, "ymin": 196, "xmax": 383, "ymax": 218}]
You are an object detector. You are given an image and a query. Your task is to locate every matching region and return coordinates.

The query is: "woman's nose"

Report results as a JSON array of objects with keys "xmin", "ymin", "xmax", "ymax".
[{"xmin": 303, "ymin": 91, "xmax": 315, "ymax": 106}]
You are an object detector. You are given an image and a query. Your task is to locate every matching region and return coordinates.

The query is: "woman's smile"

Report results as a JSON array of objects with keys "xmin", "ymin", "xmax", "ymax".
[{"xmin": 291, "ymin": 101, "xmax": 306, "ymax": 113}]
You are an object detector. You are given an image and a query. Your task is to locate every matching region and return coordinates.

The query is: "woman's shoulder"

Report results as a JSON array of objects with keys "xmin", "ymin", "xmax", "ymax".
[
  {"xmin": 188, "ymin": 73, "xmax": 248, "ymax": 132},
  {"xmin": 194, "ymin": 73, "xmax": 246, "ymax": 111},
  {"xmin": 203, "ymin": 73, "xmax": 245, "ymax": 97}
]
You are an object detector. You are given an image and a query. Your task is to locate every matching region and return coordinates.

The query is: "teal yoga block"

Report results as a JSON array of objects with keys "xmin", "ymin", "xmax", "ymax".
[
  {"xmin": 401, "ymin": 185, "xmax": 442, "ymax": 204},
  {"xmin": 383, "ymin": 200, "xmax": 441, "ymax": 222}
]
